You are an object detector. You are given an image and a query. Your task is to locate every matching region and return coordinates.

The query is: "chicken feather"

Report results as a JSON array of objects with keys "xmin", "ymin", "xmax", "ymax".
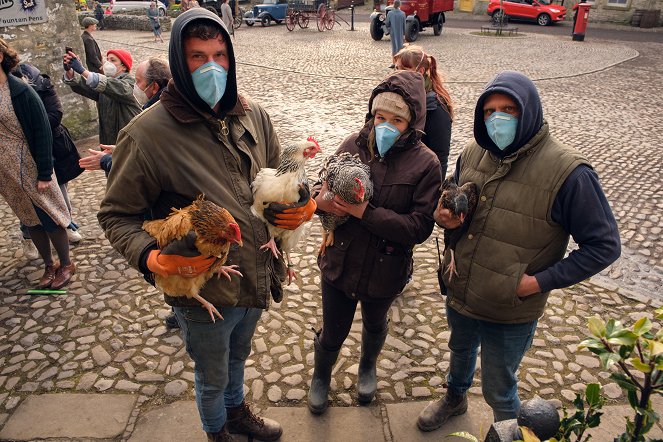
[
  {"xmin": 142, "ymin": 195, "xmax": 243, "ymax": 321},
  {"xmin": 251, "ymin": 137, "xmax": 321, "ymax": 284}
]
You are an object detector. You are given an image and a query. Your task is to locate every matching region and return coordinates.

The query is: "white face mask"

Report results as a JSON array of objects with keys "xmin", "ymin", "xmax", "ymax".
[
  {"xmin": 103, "ymin": 60, "xmax": 117, "ymax": 77},
  {"xmin": 133, "ymin": 82, "xmax": 151, "ymax": 106}
]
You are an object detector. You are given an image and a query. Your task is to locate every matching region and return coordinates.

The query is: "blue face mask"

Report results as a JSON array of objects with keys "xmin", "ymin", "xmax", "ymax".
[
  {"xmin": 374, "ymin": 122, "xmax": 402, "ymax": 157},
  {"xmin": 485, "ymin": 112, "xmax": 518, "ymax": 150},
  {"xmin": 191, "ymin": 61, "xmax": 228, "ymax": 109}
]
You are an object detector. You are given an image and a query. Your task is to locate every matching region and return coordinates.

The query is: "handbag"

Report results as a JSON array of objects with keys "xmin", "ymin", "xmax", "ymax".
[{"xmin": 53, "ymin": 125, "xmax": 84, "ymax": 184}]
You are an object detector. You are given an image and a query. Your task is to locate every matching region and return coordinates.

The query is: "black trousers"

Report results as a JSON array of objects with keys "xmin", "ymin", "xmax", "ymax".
[{"xmin": 319, "ymin": 280, "xmax": 394, "ymax": 351}]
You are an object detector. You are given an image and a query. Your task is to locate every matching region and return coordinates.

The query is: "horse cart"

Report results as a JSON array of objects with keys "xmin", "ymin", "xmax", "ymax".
[{"xmin": 285, "ymin": 0, "xmax": 335, "ymax": 31}]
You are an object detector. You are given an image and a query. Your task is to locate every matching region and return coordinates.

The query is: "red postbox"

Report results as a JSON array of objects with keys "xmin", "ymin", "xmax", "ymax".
[{"xmin": 572, "ymin": 2, "xmax": 591, "ymax": 41}]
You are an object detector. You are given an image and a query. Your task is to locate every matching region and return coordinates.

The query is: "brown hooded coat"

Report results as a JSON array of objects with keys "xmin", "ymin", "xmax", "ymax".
[{"xmin": 318, "ymin": 71, "xmax": 442, "ymax": 301}]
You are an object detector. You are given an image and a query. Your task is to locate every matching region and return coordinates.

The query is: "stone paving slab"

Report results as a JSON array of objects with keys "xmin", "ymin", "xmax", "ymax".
[
  {"xmin": 0, "ymin": 393, "xmax": 136, "ymax": 441},
  {"xmin": 128, "ymin": 401, "xmax": 248, "ymax": 442},
  {"xmin": 386, "ymin": 399, "xmax": 494, "ymax": 441},
  {"xmin": 263, "ymin": 406, "xmax": 385, "ymax": 442},
  {"xmin": 586, "ymin": 396, "xmax": 663, "ymax": 440}
]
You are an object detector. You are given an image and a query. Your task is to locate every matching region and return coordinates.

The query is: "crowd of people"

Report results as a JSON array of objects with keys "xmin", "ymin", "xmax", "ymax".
[{"xmin": 0, "ymin": 7, "xmax": 622, "ymax": 442}]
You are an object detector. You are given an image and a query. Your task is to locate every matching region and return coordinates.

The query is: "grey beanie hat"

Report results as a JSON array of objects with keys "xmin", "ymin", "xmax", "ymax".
[{"xmin": 82, "ymin": 17, "xmax": 99, "ymax": 27}]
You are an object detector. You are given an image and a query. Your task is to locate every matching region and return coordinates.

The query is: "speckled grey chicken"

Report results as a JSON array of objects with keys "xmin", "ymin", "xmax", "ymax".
[
  {"xmin": 318, "ymin": 152, "xmax": 373, "ymax": 256},
  {"xmin": 440, "ymin": 176, "xmax": 479, "ymax": 282}
]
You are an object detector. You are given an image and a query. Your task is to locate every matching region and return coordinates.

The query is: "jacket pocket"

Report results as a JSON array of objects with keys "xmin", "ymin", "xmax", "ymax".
[
  {"xmin": 379, "ymin": 182, "xmax": 415, "ymax": 214},
  {"xmin": 318, "ymin": 231, "xmax": 352, "ymax": 284},
  {"xmin": 366, "ymin": 247, "xmax": 411, "ymax": 298},
  {"xmin": 465, "ymin": 262, "xmax": 526, "ymax": 309}
]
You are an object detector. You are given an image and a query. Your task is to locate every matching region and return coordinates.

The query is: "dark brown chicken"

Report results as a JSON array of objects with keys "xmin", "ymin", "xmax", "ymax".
[
  {"xmin": 142, "ymin": 195, "xmax": 243, "ymax": 321},
  {"xmin": 318, "ymin": 152, "xmax": 373, "ymax": 256},
  {"xmin": 440, "ymin": 176, "xmax": 479, "ymax": 282}
]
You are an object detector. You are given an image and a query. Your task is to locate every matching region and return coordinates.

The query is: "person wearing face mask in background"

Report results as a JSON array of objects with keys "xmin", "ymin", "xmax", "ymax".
[
  {"xmin": 79, "ymin": 57, "xmax": 171, "ymax": 175},
  {"xmin": 394, "ymin": 45, "xmax": 453, "ymax": 178},
  {"xmin": 97, "ymin": 9, "xmax": 316, "ymax": 441},
  {"xmin": 417, "ymin": 71, "xmax": 621, "ymax": 432},
  {"xmin": 62, "ymin": 48, "xmax": 141, "ymax": 147},
  {"xmin": 307, "ymin": 70, "xmax": 441, "ymax": 415}
]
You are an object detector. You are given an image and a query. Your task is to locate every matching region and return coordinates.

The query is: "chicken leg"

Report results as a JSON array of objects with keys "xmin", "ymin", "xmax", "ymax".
[
  {"xmin": 215, "ymin": 265, "xmax": 243, "ymax": 281},
  {"xmin": 444, "ymin": 248, "xmax": 459, "ymax": 283},
  {"xmin": 284, "ymin": 251, "xmax": 298, "ymax": 285},
  {"xmin": 318, "ymin": 229, "xmax": 335, "ymax": 257},
  {"xmin": 193, "ymin": 293, "xmax": 224, "ymax": 322},
  {"xmin": 260, "ymin": 237, "xmax": 281, "ymax": 258}
]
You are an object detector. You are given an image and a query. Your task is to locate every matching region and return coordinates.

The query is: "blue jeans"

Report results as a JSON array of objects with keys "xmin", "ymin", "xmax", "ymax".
[
  {"xmin": 174, "ymin": 305, "xmax": 262, "ymax": 433},
  {"xmin": 446, "ymin": 306, "xmax": 537, "ymax": 421}
]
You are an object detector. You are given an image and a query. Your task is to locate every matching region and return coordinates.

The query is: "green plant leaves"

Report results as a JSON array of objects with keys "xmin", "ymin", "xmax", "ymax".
[
  {"xmin": 633, "ymin": 317, "xmax": 652, "ymax": 336},
  {"xmin": 588, "ymin": 316, "xmax": 606, "ymax": 337},
  {"xmin": 585, "ymin": 383, "xmax": 601, "ymax": 406}
]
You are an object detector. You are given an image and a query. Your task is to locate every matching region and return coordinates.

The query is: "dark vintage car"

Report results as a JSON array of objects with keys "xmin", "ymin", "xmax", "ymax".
[{"xmin": 243, "ymin": 0, "xmax": 288, "ymax": 26}]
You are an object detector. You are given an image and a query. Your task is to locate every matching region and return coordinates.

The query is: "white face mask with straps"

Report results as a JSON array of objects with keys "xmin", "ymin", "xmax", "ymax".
[{"xmin": 103, "ymin": 60, "xmax": 117, "ymax": 77}]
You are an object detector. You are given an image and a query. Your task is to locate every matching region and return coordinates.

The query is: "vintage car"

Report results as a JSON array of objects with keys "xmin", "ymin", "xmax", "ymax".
[
  {"xmin": 243, "ymin": 0, "xmax": 288, "ymax": 26},
  {"xmin": 486, "ymin": 0, "xmax": 567, "ymax": 25},
  {"xmin": 370, "ymin": 0, "xmax": 454, "ymax": 42}
]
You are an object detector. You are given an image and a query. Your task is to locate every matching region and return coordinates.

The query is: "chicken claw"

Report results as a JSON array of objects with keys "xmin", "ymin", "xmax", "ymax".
[
  {"xmin": 444, "ymin": 249, "xmax": 459, "ymax": 283},
  {"xmin": 319, "ymin": 230, "xmax": 335, "ymax": 257},
  {"xmin": 193, "ymin": 293, "xmax": 224, "ymax": 322},
  {"xmin": 215, "ymin": 265, "xmax": 243, "ymax": 281},
  {"xmin": 260, "ymin": 237, "xmax": 281, "ymax": 258}
]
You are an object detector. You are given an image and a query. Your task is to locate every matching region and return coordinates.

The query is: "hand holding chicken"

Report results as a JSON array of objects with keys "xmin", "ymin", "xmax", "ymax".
[{"xmin": 143, "ymin": 196, "xmax": 243, "ymax": 322}]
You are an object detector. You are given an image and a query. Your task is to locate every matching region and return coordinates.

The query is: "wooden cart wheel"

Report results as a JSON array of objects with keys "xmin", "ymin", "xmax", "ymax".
[
  {"xmin": 316, "ymin": 3, "xmax": 327, "ymax": 31},
  {"xmin": 298, "ymin": 13, "xmax": 309, "ymax": 28},
  {"xmin": 286, "ymin": 12, "xmax": 295, "ymax": 31},
  {"xmin": 324, "ymin": 9, "xmax": 335, "ymax": 30}
]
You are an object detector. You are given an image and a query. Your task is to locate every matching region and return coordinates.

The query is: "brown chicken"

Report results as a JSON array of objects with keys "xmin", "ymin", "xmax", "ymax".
[
  {"xmin": 142, "ymin": 195, "xmax": 243, "ymax": 321},
  {"xmin": 440, "ymin": 176, "xmax": 479, "ymax": 282}
]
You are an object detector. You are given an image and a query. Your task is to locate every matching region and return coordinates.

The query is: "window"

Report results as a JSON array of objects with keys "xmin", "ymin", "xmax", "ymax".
[{"xmin": 606, "ymin": 0, "xmax": 628, "ymax": 6}]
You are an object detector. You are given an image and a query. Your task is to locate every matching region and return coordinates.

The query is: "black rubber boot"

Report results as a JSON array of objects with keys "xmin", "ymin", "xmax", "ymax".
[
  {"xmin": 307, "ymin": 334, "xmax": 340, "ymax": 415},
  {"xmin": 357, "ymin": 325, "xmax": 388, "ymax": 404}
]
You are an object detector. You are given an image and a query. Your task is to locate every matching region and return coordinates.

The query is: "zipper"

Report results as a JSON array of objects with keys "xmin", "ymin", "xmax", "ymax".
[{"xmin": 219, "ymin": 118, "xmax": 229, "ymax": 137}]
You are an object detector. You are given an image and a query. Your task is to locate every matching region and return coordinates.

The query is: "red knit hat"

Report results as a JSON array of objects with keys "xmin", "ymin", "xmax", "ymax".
[{"xmin": 107, "ymin": 49, "xmax": 133, "ymax": 71}]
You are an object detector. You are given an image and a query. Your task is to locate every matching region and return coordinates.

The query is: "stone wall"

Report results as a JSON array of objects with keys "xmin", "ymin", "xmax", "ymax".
[
  {"xmin": 1, "ymin": 0, "xmax": 99, "ymax": 140},
  {"xmin": 79, "ymin": 12, "xmax": 172, "ymax": 31}
]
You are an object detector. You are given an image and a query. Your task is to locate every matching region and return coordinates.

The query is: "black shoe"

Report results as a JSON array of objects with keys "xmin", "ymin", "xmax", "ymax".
[
  {"xmin": 226, "ymin": 401, "xmax": 282, "ymax": 441},
  {"xmin": 165, "ymin": 312, "xmax": 180, "ymax": 329},
  {"xmin": 417, "ymin": 388, "xmax": 468, "ymax": 432}
]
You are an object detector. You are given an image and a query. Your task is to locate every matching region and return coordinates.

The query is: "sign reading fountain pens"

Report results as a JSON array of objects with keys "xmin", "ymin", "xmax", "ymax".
[{"xmin": 0, "ymin": 0, "xmax": 48, "ymax": 27}]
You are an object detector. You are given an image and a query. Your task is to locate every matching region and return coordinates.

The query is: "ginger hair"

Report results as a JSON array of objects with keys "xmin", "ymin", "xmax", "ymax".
[{"xmin": 394, "ymin": 45, "xmax": 454, "ymax": 120}]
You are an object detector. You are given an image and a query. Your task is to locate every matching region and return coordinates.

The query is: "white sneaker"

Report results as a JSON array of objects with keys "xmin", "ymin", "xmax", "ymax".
[
  {"xmin": 22, "ymin": 239, "xmax": 39, "ymax": 260},
  {"xmin": 67, "ymin": 229, "xmax": 83, "ymax": 243}
]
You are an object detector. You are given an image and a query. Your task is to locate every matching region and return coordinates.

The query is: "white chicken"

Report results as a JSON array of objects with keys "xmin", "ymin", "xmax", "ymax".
[{"xmin": 251, "ymin": 137, "xmax": 321, "ymax": 284}]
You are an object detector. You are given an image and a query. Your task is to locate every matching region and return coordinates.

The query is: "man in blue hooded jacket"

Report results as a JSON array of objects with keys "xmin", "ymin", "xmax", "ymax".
[{"xmin": 417, "ymin": 71, "xmax": 620, "ymax": 430}]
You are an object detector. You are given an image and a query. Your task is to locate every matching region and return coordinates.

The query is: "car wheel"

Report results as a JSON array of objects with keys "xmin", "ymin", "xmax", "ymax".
[
  {"xmin": 158, "ymin": 7, "xmax": 166, "ymax": 16},
  {"xmin": 492, "ymin": 9, "xmax": 507, "ymax": 25},
  {"xmin": 537, "ymin": 13, "xmax": 551, "ymax": 25},
  {"xmin": 433, "ymin": 13, "xmax": 443, "ymax": 36},
  {"xmin": 205, "ymin": 6, "xmax": 218, "ymax": 16},
  {"xmin": 370, "ymin": 15, "xmax": 384, "ymax": 40},
  {"xmin": 405, "ymin": 20, "xmax": 419, "ymax": 42},
  {"xmin": 261, "ymin": 15, "xmax": 270, "ymax": 26}
]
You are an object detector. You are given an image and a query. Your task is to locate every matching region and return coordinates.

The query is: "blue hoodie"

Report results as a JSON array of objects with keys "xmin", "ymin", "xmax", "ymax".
[{"xmin": 455, "ymin": 71, "xmax": 620, "ymax": 293}]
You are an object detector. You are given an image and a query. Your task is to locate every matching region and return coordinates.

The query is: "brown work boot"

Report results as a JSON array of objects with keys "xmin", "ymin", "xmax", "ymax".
[
  {"xmin": 417, "ymin": 388, "xmax": 468, "ymax": 432},
  {"xmin": 51, "ymin": 262, "xmax": 76, "ymax": 290},
  {"xmin": 36, "ymin": 263, "xmax": 59, "ymax": 289},
  {"xmin": 226, "ymin": 401, "xmax": 282, "ymax": 441},
  {"xmin": 206, "ymin": 424, "xmax": 235, "ymax": 441}
]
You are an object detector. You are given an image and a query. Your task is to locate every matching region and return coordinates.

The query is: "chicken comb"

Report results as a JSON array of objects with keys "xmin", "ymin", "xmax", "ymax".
[{"xmin": 307, "ymin": 136, "xmax": 320, "ymax": 150}]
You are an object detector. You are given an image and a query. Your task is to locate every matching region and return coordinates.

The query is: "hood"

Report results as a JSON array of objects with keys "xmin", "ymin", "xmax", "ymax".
[
  {"xmin": 168, "ymin": 8, "xmax": 237, "ymax": 117},
  {"xmin": 473, "ymin": 71, "xmax": 543, "ymax": 157},
  {"xmin": 14, "ymin": 63, "xmax": 51, "ymax": 92},
  {"xmin": 366, "ymin": 70, "xmax": 426, "ymax": 133}
]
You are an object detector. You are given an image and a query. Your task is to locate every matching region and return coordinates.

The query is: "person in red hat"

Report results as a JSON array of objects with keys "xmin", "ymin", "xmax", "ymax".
[{"xmin": 62, "ymin": 47, "xmax": 141, "ymax": 148}]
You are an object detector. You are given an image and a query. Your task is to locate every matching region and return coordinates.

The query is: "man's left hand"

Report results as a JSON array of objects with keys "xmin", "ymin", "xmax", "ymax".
[
  {"xmin": 516, "ymin": 274, "xmax": 541, "ymax": 298},
  {"xmin": 79, "ymin": 149, "xmax": 107, "ymax": 170},
  {"xmin": 264, "ymin": 184, "xmax": 317, "ymax": 230}
]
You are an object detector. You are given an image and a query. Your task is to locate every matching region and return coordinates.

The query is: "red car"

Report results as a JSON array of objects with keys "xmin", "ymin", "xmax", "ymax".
[{"xmin": 487, "ymin": 0, "xmax": 566, "ymax": 26}]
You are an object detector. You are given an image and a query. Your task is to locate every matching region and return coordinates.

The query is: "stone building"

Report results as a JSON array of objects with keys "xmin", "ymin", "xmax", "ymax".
[{"xmin": 1, "ymin": 0, "xmax": 98, "ymax": 139}]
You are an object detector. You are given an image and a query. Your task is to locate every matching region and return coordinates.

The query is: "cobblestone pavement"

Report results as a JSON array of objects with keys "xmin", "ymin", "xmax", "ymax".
[{"xmin": 1, "ymin": 24, "xmax": 662, "ymax": 435}]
